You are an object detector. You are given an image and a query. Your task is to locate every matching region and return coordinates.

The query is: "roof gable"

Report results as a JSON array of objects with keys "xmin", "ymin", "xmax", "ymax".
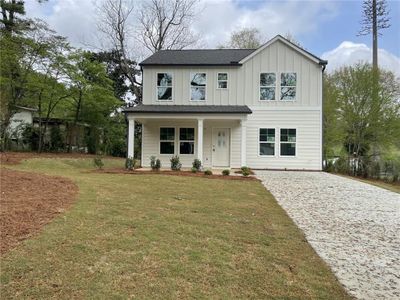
[
  {"xmin": 239, "ymin": 35, "xmax": 327, "ymax": 65},
  {"xmin": 139, "ymin": 35, "xmax": 326, "ymax": 67}
]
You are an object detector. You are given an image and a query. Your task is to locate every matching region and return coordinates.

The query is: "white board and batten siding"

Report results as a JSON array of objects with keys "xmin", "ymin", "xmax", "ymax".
[
  {"xmin": 140, "ymin": 38, "xmax": 323, "ymax": 170},
  {"xmin": 142, "ymin": 119, "xmax": 242, "ymax": 168},
  {"xmin": 142, "ymin": 40, "xmax": 322, "ymax": 108}
]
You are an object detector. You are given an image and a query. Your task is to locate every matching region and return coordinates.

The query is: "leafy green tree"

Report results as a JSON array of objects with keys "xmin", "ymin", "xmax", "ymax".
[
  {"xmin": 65, "ymin": 51, "xmax": 120, "ymax": 152},
  {"xmin": 323, "ymin": 74, "xmax": 344, "ymax": 158},
  {"xmin": 324, "ymin": 63, "xmax": 400, "ymax": 168},
  {"xmin": 0, "ymin": 20, "xmax": 59, "ymax": 149},
  {"xmin": 20, "ymin": 22, "xmax": 71, "ymax": 152}
]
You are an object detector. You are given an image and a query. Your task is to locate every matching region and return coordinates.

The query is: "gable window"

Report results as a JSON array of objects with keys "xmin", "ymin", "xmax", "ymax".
[
  {"xmin": 259, "ymin": 128, "xmax": 275, "ymax": 156},
  {"xmin": 217, "ymin": 73, "xmax": 228, "ymax": 89},
  {"xmin": 190, "ymin": 73, "xmax": 206, "ymax": 100},
  {"xmin": 157, "ymin": 73, "xmax": 173, "ymax": 101},
  {"xmin": 280, "ymin": 73, "xmax": 296, "ymax": 100},
  {"xmin": 160, "ymin": 127, "xmax": 175, "ymax": 154},
  {"xmin": 260, "ymin": 73, "xmax": 276, "ymax": 100},
  {"xmin": 280, "ymin": 129, "xmax": 296, "ymax": 156},
  {"xmin": 179, "ymin": 128, "xmax": 195, "ymax": 154}
]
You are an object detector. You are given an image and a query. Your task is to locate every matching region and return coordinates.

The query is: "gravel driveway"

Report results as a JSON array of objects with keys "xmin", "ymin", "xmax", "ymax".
[{"xmin": 255, "ymin": 171, "xmax": 400, "ymax": 300}]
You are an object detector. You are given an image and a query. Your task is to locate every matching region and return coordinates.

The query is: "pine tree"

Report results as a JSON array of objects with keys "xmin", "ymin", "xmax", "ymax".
[{"xmin": 358, "ymin": 0, "xmax": 391, "ymax": 69}]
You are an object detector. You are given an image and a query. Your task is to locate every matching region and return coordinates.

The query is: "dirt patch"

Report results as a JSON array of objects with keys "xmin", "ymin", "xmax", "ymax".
[
  {"xmin": 92, "ymin": 168, "xmax": 259, "ymax": 181},
  {"xmin": 0, "ymin": 168, "xmax": 78, "ymax": 255},
  {"xmin": 0, "ymin": 152, "xmax": 121, "ymax": 165}
]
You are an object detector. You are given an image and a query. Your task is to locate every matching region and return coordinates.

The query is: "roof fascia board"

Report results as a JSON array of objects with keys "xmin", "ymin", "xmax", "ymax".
[{"xmin": 139, "ymin": 63, "xmax": 242, "ymax": 67}]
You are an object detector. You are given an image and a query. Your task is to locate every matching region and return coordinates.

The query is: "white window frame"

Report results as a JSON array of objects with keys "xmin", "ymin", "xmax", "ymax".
[
  {"xmin": 159, "ymin": 127, "xmax": 175, "ymax": 155},
  {"xmin": 258, "ymin": 128, "xmax": 276, "ymax": 157},
  {"xmin": 259, "ymin": 72, "xmax": 277, "ymax": 101},
  {"xmin": 217, "ymin": 72, "xmax": 228, "ymax": 89},
  {"xmin": 179, "ymin": 127, "xmax": 195, "ymax": 155},
  {"xmin": 279, "ymin": 128, "xmax": 297, "ymax": 157},
  {"xmin": 190, "ymin": 72, "xmax": 207, "ymax": 101},
  {"xmin": 280, "ymin": 72, "xmax": 297, "ymax": 101},
  {"xmin": 156, "ymin": 72, "xmax": 173, "ymax": 102}
]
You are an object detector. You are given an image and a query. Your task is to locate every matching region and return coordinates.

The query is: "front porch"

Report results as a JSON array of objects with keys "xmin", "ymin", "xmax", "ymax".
[{"xmin": 125, "ymin": 105, "xmax": 251, "ymax": 169}]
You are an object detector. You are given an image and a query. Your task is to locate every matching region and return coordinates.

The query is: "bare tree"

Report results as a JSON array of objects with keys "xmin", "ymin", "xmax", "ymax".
[
  {"xmin": 284, "ymin": 32, "xmax": 303, "ymax": 48},
  {"xmin": 97, "ymin": 0, "xmax": 141, "ymax": 101},
  {"xmin": 138, "ymin": 0, "xmax": 198, "ymax": 53},
  {"xmin": 358, "ymin": 0, "xmax": 391, "ymax": 69},
  {"xmin": 221, "ymin": 27, "xmax": 263, "ymax": 49}
]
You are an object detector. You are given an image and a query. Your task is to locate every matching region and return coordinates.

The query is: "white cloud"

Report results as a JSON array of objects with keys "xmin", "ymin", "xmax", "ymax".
[
  {"xmin": 25, "ymin": 0, "xmax": 338, "ymax": 50},
  {"xmin": 193, "ymin": 0, "xmax": 338, "ymax": 47},
  {"xmin": 25, "ymin": 0, "xmax": 99, "ymax": 48},
  {"xmin": 321, "ymin": 41, "xmax": 400, "ymax": 76}
]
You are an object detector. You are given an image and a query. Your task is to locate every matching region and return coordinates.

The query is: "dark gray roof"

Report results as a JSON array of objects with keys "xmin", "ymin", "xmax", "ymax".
[
  {"xmin": 139, "ymin": 49, "xmax": 256, "ymax": 66},
  {"xmin": 124, "ymin": 105, "xmax": 252, "ymax": 114}
]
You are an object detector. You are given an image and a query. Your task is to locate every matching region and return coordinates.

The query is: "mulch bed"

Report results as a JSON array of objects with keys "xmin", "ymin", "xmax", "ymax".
[
  {"xmin": 0, "ymin": 151, "xmax": 121, "ymax": 165},
  {"xmin": 0, "ymin": 168, "xmax": 78, "ymax": 255},
  {"xmin": 92, "ymin": 168, "xmax": 259, "ymax": 181}
]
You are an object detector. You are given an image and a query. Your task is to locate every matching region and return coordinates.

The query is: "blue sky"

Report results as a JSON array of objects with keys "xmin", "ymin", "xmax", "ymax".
[
  {"xmin": 26, "ymin": 0, "xmax": 400, "ymax": 75},
  {"xmin": 234, "ymin": 0, "xmax": 399, "ymax": 55}
]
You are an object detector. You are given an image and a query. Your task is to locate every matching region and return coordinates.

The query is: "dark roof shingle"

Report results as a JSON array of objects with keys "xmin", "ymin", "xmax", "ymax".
[
  {"xmin": 139, "ymin": 49, "xmax": 256, "ymax": 66},
  {"xmin": 124, "ymin": 105, "xmax": 252, "ymax": 114}
]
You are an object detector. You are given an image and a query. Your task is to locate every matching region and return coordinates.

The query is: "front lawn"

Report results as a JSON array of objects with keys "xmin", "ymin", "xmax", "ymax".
[{"xmin": 1, "ymin": 158, "xmax": 349, "ymax": 299}]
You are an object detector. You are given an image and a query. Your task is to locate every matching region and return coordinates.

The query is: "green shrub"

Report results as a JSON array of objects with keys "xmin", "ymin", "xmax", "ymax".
[
  {"xmin": 93, "ymin": 156, "xmax": 104, "ymax": 169},
  {"xmin": 241, "ymin": 166, "xmax": 251, "ymax": 176},
  {"xmin": 241, "ymin": 166, "xmax": 250, "ymax": 177},
  {"xmin": 191, "ymin": 167, "xmax": 197, "ymax": 173},
  {"xmin": 192, "ymin": 158, "xmax": 202, "ymax": 171},
  {"xmin": 50, "ymin": 126, "xmax": 64, "ymax": 152},
  {"xmin": 125, "ymin": 157, "xmax": 135, "ymax": 170},
  {"xmin": 204, "ymin": 169, "xmax": 213, "ymax": 175},
  {"xmin": 85, "ymin": 127, "xmax": 99, "ymax": 154},
  {"xmin": 170, "ymin": 155, "xmax": 182, "ymax": 171},
  {"xmin": 222, "ymin": 169, "xmax": 230, "ymax": 176},
  {"xmin": 241, "ymin": 166, "xmax": 250, "ymax": 172},
  {"xmin": 21, "ymin": 124, "xmax": 39, "ymax": 151},
  {"xmin": 150, "ymin": 156, "xmax": 161, "ymax": 171}
]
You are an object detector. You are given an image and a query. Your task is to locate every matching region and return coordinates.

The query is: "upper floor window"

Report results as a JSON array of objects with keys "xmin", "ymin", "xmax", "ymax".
[
  {"xmin": 190, "ymin": 73, "xmax": 206, "ymax": 101},
  {"xmin": 157, "ymin": 73, "xmax": 172, "ymax": 101},
  {"xmin": 160, "ymin": 127, "xmax": 175, "ymax": 154},
  {"xmin": 217, "ymin": 73, "xmax": 228, "ymax": 89},
  {"xmin": 260, "ymin": 73, "xmax": 276, "ymax": 100},
  {"xmin": 179, "ymin": 128, "xmax": 195, "ymax": 155},
  {"xmin": 280, "ymin": 128, "xmax": 296, "ymax": 156},
  {"xmin": 259, "ymin": 128, "xmax": 275, "ymax": 156},
  {"xmin": 280, "ymin": 73, "xmax": 296, "ymax": 100}
]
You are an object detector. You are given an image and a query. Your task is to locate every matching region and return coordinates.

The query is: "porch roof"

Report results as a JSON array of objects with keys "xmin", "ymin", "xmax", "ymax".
[{"xmin": 124, "ymin": 105, "xmax": 252, "ymax": 114}]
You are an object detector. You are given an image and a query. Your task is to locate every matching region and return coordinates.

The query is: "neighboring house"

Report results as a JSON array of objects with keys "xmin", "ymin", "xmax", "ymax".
[
  {"xmin": 8, "ymin": 106, "xmax": 36, "ymax": 139},
  {"xmin": 124, "ymin": 35, "xmax": 327, "ymax": 170},
  {"xmin": 7, "ymin": 107, "xmax": 89, "ymax": 151}
]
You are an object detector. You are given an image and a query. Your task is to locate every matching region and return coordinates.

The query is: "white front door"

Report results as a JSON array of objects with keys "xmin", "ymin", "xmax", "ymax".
[{"xmin": 212, "ymin": 128, "xmax": 230, "ymax": 167}]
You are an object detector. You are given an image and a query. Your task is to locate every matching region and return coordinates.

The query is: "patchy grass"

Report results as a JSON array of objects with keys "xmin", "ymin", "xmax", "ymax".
[{"xmin": 1, "ymin": 158, "xmax": 350, "ymax": 299}]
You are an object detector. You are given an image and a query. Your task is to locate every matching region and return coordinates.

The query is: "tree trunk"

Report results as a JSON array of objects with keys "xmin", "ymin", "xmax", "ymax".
[
  {"xmin": 372, "ymin": 0, "xmax": 378, "ymax": 70},
  {"xmin": 68, "ymin": 89, "xmax": 83, "ymax": 152},
  {"xmin": 37, "ymin": 90, "xmax": 44, "ymax": 153}
]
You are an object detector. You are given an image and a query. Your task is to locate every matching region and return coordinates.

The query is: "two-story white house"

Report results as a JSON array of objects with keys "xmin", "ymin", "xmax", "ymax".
[{"xmin": 124, "ymin": 35, "xmax": 327, "ymax": 170}]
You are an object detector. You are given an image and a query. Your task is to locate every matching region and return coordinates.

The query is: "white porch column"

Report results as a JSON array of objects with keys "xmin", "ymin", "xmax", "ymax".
[
  {"xmin": 197, "ymin": 118, "xmax": 204, "ymax": 163},
  {"xmin": 128, "ymin": 117, "xmax": 135, "ymax": 158},
  {"xmin": 240, "ymin": 118, "xmax": 247, "ymax": 167}
]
